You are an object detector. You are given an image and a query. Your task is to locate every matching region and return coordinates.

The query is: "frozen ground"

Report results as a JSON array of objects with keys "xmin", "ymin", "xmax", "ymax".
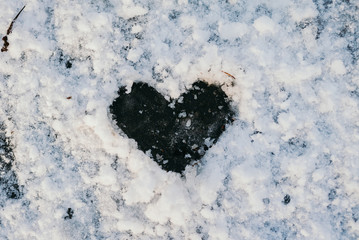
[{"xmin": 0, "ymin": 0, "xmax": 359, "ymax": 239}]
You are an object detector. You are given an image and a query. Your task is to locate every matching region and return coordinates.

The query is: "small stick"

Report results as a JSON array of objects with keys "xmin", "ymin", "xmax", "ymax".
[
  {"xmin": 7, "ymin": 5, "xmax": 26, "ymax": 35},
  {"xmin": 221, "ymin": 71, "xmax": 236, "ymax": 79},
  {"xmin": 1, "ymin": 5, "xmax": 26, "ymax": 52}
]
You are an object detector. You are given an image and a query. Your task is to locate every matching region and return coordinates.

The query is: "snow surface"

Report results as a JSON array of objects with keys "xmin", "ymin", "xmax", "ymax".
[{"xmin": 0, "ymin": 0, "xmax": 359, "ymax": 239}]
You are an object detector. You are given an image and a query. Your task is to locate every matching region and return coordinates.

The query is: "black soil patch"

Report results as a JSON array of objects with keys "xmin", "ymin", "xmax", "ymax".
[
  {"xmin": 0, "ymin": 124, "xmax": 22, "ymax": 202},
  {"xmin": 110, "ymin": 80, "xmax": 234, "ymax": 173}
]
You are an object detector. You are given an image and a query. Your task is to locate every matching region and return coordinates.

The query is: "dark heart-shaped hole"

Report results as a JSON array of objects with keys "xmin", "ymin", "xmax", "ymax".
[{"xmin": 110, "ymin": 80, "xmax": 235, "ymax": 173}]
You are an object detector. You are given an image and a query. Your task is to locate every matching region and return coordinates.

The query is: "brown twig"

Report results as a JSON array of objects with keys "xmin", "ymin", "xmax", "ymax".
[
  {"xmin": 1, "ymin": 36, "xmax": 9, "ymax": 52},
  {"xmin": 1, "ymin": 5, "xmax": 26, "ymax": 52},
  {"xmin": 221, "ymin": 71, "xmax": 236, "ymax": 79}
]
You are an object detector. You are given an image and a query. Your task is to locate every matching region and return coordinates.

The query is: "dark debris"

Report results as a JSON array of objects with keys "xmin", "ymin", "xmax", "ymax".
[
  {"xmin": 1, "ymin": 6, "xmax": 26, "ymax": 52},
  {"xmin": 64, "ymin": 208, "xmax": 74, "ymax": 220}
]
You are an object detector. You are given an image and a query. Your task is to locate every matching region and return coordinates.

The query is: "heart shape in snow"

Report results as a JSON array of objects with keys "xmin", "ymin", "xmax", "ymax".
[{"xmin": 110, "ymin": 80, "xmax": 234, "ymax": 173}]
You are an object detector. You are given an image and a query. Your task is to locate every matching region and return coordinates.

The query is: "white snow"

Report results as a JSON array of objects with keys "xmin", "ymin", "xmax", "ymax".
[
  {"xmin": 330, "ymin": 59, "xmax": 347, "ymax": 75},
  {"xmin": 253, "ymin": 16, "xmax": 278, "ymax": 35},
  {"xmin": 219, "ymin": 22, "xmax": 248, "ymax": 41},
  {"xmin": 186, "ymin": 119, "xmax": 191, "ymax": 127},
  {"xmin": 0, "ymin": 0, "xmax": 359, "ymax": 239}
]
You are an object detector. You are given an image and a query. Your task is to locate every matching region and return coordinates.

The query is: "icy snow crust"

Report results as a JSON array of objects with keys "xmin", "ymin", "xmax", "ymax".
[{"xmin": 0, "ymin": 0, "xmax": 358, "ymax": 239}]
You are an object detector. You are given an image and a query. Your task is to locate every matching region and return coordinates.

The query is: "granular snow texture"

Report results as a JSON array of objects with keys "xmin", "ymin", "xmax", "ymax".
[{"xmin": 0, "ymin": 0, "xmax": 359, "ymax": 239}]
